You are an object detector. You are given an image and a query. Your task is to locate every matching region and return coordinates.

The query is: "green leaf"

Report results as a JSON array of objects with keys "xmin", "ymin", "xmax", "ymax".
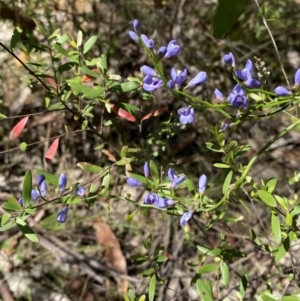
[
  {"xmin": 266, "ymin": 178, "xmax": 277, "ymax": 193},
  {"xmin": 282, "ymin": 296, "xmax": 300, "ymax": 301},
  {"xmin": 197, "ymin": 264, "xmax": 219, "ymax": 275},
  {"xmin": 128, "ymin": 289, "xmax": 136, "ymax": 301},
  {"xmin": 138, "ymin": 295, "xmax": 146, "ymax": 301},
  {"xmin": 196, "ymin": 279, "xmax": 214, "ymax": 301},
  {"xmin": 222, "ymin": 170, "xmax": 233, "ymax": 196},
  {"xmin": 22, "ymin": 170, "xmax": 32, "ymax": 206},
  {"xmin": 19, "ymin": 142, "xmax": 27, "ymax": 151},
  {"xmin": 101, "ymin": 173, "xmax": 110, "ymax": 194},
  {"xmin": 0, "ymin": 113, "xmax": 7, "ymax": 118},
  {"xmin": 197, "ymin": 245, "xmax": 222, "ymax": 256},
  {"xmin": 149, "ymin": 160, "xmax": 159, "ymax": 181},
  {"xmin": 220, "ymin": 261, "xmax": 229, "ymax": 286},
  {"xmin": 53, "ymin": 43, "xmax": 70, "ymax": 57},
  {"xmin": 213, "ymin": 163, "xmax": 230, "ymax": 168},
  {"xmin": 83, "ymin": 36, "xmax": 97, "ymax": 54},
  {"xmin": 16, "ymin": 221, "xmax": 39, "ymax": 243},
  {"xmin": 275, "ymin": 231, "xmax": 295, "ymax": 262},
  {"xmin": 11, "ymin": 27, "xmax": 22, "ymax": 49},
  {"xmin": 212, "ymin": 0, "xmax": 246, "ymax": 38},
  {"xmin": 148, "ymin": 274, "xmax": 156, "ymax": 301},
  {"xmin": 1, "ymin": 213, "xmax": 11, "ymax": 225},
  {"xmin": 68, "ymin": 82, "xmax": 94, "ymax": 94},
  {"xmin": 80, "ymin": 67, "xmax": 101, "ymax": 79},
  {"xmin": 35, "ymin": 169, "xmax": 59, "ymax": 186},
  {"xmin": 61, "ymin": 196, "xmax": 83, "ymax": 205},
  {"xmin": 83, "ymin": 87, "xmax": 105, "ymax": 100},
  {"xmin": 257, "ymin": 190, "xmax": 277, "ymax": 207},
  {"xmin": 239, "ymin": 275, "xmax": 247, "ymax": 298},
  {"xmin": 58, "ymin": 62, "xmax": 77, "ymax": 72},
  {"xmin": 99, "ymin": 54, "xmax": 107, "ymax": 74},
  {"xmin": 120, "ymin": 81, "xmax": 140, "ymax": 93},
  {"xmin": 77, "ymin": 162, "xmax": 103, "ymax": 173},
  {"xmin": 271, "ymin": 212, "xmax": 281, "ymax": 244},
  {"xmin": 205, "ymin": 142, "xmax": 223, "ymax": 152}
]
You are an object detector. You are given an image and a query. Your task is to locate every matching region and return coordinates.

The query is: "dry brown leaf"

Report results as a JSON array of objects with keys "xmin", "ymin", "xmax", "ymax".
[{"xmin": 93, "ymin": 221, "xmax": 128, "ymax": 294}]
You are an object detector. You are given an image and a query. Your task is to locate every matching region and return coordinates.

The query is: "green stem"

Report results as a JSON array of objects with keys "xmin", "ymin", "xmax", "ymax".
[{"xmin": 234, "ymin": 117, "xmax": 300, "ymax": 189}]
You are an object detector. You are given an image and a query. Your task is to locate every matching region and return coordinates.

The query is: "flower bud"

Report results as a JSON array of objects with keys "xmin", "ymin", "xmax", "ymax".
[
  {"xmin": 59, "ymin": 173, "xmax": 68, "ymax": 193},
  {"xmin": 144, "ymin": 162, "xmax": 149, "ymax": 177},
  {"xmin": 36, "ymin": 174, "xmax": 45, "ymax": 186},
  {"xmin": 57, "ymin": 206, "xmax": 68, "ymax": 223},
  {"xmin": 198, "ymin": 174, "xmax": 207, "ymax": 194},
  {"xmin": 127, "ymin": 178, "xmax": 142, "ymax": 187}
]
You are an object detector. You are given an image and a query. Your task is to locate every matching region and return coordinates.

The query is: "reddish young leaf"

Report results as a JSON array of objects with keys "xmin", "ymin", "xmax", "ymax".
[
  {"xmin": 117, "ymin": 108, "xmax": 136, "ymax": 122},
  {"xmin": 47, "ymin": 78, "xmax": 58, "ymax": 89},
  {"xmin": 107, "ymin": 103, "xmax": 136, "ymax": 122},
  {"xmin": 102, "ymin": 149, "xmax": 117, "ymax": 162},
  {"xmin": 45, "ymin": 137, "xmax": 59, "ymax": 162},
  {"xmin": 81, "ymin": 68, "xmax": 99, "ymax": 83},
  {"xmin": 141, "ymin": 107, "xmax": 167, "ymax": 121},
  {"xmin": 10, "ymin": 116, "xmax": 29, "ymax": 140}
]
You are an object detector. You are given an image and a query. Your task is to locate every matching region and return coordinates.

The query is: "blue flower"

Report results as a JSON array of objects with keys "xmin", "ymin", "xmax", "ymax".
[
  {"xmin": 198, "ymin": 174, "xmax": 207, "ymax": 194},
  {"xmin": 235, "ymin": 60, "xmax": 261, "ymax": 88},
  {"xmin": 127, "ymin": 178, "xmax": 142, "ymax": 187},
  {"xmin": 144, "ymin": 162, "xmax": 149, "ymax": 177},
  {"xmin": 168, "ymin": 168, "xmax": 186, "ymax": 188},
  {"xmin": 133, "ymin": 19, "xmax": 140, "ymax": 32},
  {"xmin": 275, "ymin": 86, "xmax": 291, "ymax": 96},
  {"xmin": 170, "ymin": 68, "xmax": 187, "ymax": 88},
  {"xmin": 141, "ymin": 34, "xmax": 155, "ymax": 50},
  {"xmin": 59, "ymin": 173, "xmax": 68, "ymax": 193},
  {"xmin": 214, "ymin": 88, "xmax": 224, "ymax": 101},
  {"xmin": 274, "ymin": 68, "xmax": 300, "ymax": 96},
  {"xmin": 223, "ymin": 52, "xmax": 235, "ymax": 67},
  {"xmin": 57, "ymin": 206, "xmax": 68, "ymax": 223},
  {"xmin": 180, "ymin": 210, "xmax": 193, "ymax": 227},
  {"xmin": 143, "ymin": 75, "xmax": 163, "ymax": 92},
  {"xmin": 18, "ymin": 197, "xmax": 23, "ymax": 207},
  {"xmin": 140, "ymin": 65, "xmax": 157, "ymax": 77},
  {"xmin": 128, "ymin": 31, "xmax": 138, "ymax": 42},
  {"xmin": 164, "ymin": 40, "xmax": 180, "ymax": 58},
  {"xmin": 220, "ymin": 123, "xmax": 228, "ymax": 132},
  {"xmin": 155, "ymin": 197, "xmax": 174, "ymax": 208},
  {"xmin": 76, "ymin": 186, "xmax": 86, "ymax": 197},
  {"xmin": 158, "ymin": 46, "xmax": 167, "ymax": 58},
  {"xmin": 228, "ymin": 85, "xmax": 248, "ymax": 109},
  {"xmin": 178, "ymin": 105, "xmax": 195, "ymax": 125},
  {"xmin": 36, "ymin": 174, "xmax": 45, "ymax": 187},
  {"xmin": 186, "ymin": 71, "xmax": 207, "ymax": 88},
  {"xmin": 144, "ymin": 192, "xmax": 159, "ymax": 204}
]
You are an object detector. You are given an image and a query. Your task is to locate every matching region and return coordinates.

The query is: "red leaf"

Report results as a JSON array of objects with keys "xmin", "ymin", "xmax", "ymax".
[
  {"xmin": 117, "ymin": 108, "xmax": 136, "ymax": 122},
  {"xmin": 81, "ymin": 68, "xmax": 99, "ymax": 83},
  {"xmin": 10, "ymin": 116, "xmax": 29, "ymax": 140},
  {"xmin": 47, "ymin": 78, "xmax": 58, "ymax": 89},
  {"xmin": 45, "ymin": 137, "xmax": 59, "ymax": 162},
  {"xmin": 141, "ymin": 107, "xmax": 167, "ymax": 121}
]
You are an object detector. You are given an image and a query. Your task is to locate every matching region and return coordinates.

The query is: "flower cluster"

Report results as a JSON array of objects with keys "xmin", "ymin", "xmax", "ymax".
[
  {"xmin": 18, "ymin": 173, "xmax": 86, "ymax": 224},
  {"xmin": 126, "ymin": 161, "xmax": 208, "ymax": 229},
  {"xmin": 128, "ymin": 19, "xmax": 207, "ymax": 125}
]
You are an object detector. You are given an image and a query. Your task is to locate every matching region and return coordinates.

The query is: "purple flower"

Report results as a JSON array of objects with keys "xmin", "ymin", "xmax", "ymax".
[
  {"xmin": 143, "ymin": 75, "xmax": 163, "ymax": 92},
  {"xmin": 167, "ymin": 80, "xmax": 175, "ymax": 89},
  {"xmin": 144, "ymin": 192, "xmax": 159, "ymax": 204},
  {"xmin": 76, "ymin": 186, "xmax": 86, "ymax": 197},
  {"xmin": 178, "ymin": 105, "xmax": 195, "ymax": 125},
  {"xmin": 133, "ymin": 19, "xmax": 140, "ymax": 32},
  {"xmin": 158, "ymin": 46, "xmax": 167, "ymax": 58},
  {"xmin": 228, "ymin": 84, "xmax": 248, "ymax": 109},
  {"xmin": 18, "ymin": 197, "xmax": 23, "ymax": 207},
  {"xmin": 170, "ymin": 68, "xmax": 187, "ymax": 88},
  {"xmin": 164, "ymin": 40, "xmax": 181, "ymax": 58},
  {"xmin": 186, "ymin": 71, "xmax": 207, "ymax": 88},
  {"xmin": 127, "ymin": 178, "xmax": 142, "ymax": 187},
  {"xmin": 31, "ymin": 189, "xmax": 40, "ymax": 203},
  {"xmin": 141, "ymin": 34, "xmax": 154, "ymax": 50},
  {"xmin": 36, "ymin": 174, "xmax": 45, "ymax": 187},
  {"xmin": 198, "ymin": 174, "xmax": 207, "ymax": 194},
  {"xmin": 180, "ymin": 210, "xmax": 193, "ymax": 227},
  {"xmin": 275, "ymin": 86, "xmax": 291, "ymax": 96},
  {"xmin": 40, "ymin": 181, "xmax": 47, "ymax": 197},
  {"xmin": 128, "ymin": 31, "xmax": 138, "ymax": 43},
  {"xmin": 57, "ymin": 206, "xmax": 68, "ymax": 223},
  {"xmin": 155, "ymin": 197, "xmax": 174, "ymax": 208},
  {"xmin": 144, "ymin": 162, "xmax": 149, "ymax": 177},
  {"xmin": 140, "ymin": 65, "xmax": 157, "ymax": 77},
  {"xmin": 168, "ymin": 168, "xmax": 186, "ymax": 188},
  {"xmin": 220, "ymin": 123, "xmax": 228, "ymax": 132},
  {"xmin": 223, "ymin": 52, "xmax": 235, "ymax": 67},
  {"xmin": 214, "ymin": 88, "xmax": 224, "ymax": 101},
  {"xmin": 59, "ymin": 173, "xmax": 68, "ymax": 193},
  {"xmin": 235, "ymin": 60, "xmax": 261, "ymax": 88},
  {"xmin": 295, "ymin": 69, "xmax": 300, "ymax": 85}
]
